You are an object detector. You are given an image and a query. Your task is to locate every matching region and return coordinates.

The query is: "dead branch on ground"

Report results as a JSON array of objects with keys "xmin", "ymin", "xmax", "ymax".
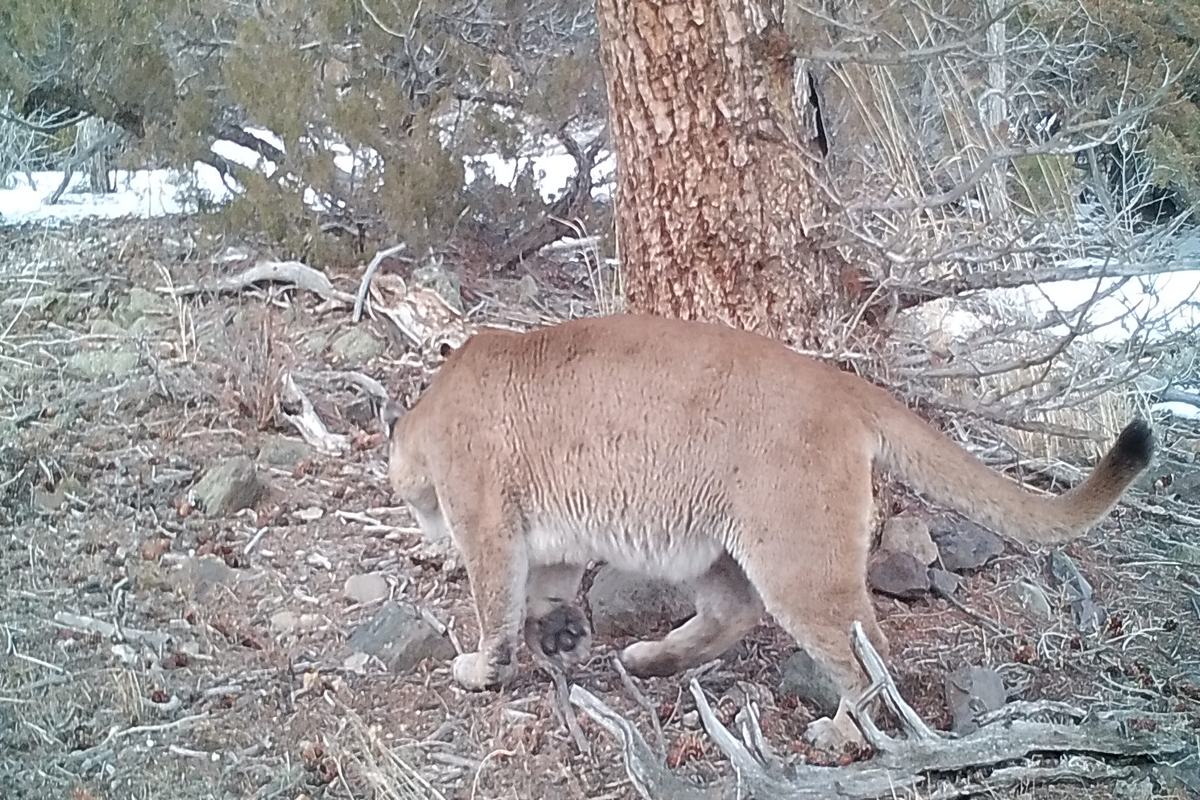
[
  {"xmin": 279, "ymin": 373, "xmax": 350, "ymax": 455},
  {"xmin": 167, "ymin": 260, "xmax": 356, "ymax": 306},
  {"xmin": 571, "ymin": 622, "xmax": 1188, "ymax": 800}
]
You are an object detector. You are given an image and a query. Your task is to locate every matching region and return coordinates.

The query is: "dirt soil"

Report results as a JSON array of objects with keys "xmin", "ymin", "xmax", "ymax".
[{"xmin": 2, "ymin": 217, "xmax": 1199, "ymax": 800}]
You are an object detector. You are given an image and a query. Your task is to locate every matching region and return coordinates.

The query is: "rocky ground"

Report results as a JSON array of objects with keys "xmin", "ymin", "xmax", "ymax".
[{"xmin": 2, "ymin": 217, "xmax": 1199, "ymax": 800}]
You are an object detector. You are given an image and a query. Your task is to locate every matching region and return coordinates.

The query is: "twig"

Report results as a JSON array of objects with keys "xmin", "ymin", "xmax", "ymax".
[
  {"xmin": 54, "ymin": 611, "xmax": 170, "ymax": 652},
  {"xmin": 548, "ymin": 666, "xmax": 592, "ymax": 758},
  {"xmin": 612, "ymin": 655, "xmax": 666, "ymax": 756},
  {"xmin": 243, "ymin": 527, "xmax": 269, "ymax": 555},
  {"xmin": 469, "ymin": 748, "xmax": 515, "ymax": 800},
  {"xmin": 353, "ymin": 242, "xmax": 410, "ymax": 322},
  {"xmin": 932, "ymin": 584, "xmax": 1016, "ymax": 637},
  {"xmin": 12, "ymin": 651, "xmax": 66, "ymax": 673},
  {"xmin": 569, "ymin": 685, "xmax": 710, "ymax": 800}
]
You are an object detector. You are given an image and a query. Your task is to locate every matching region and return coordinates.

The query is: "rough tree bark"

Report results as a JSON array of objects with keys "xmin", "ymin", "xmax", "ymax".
[{"xmin": 595, "ymin": 0, "xmax": 858, "ymax": 348}]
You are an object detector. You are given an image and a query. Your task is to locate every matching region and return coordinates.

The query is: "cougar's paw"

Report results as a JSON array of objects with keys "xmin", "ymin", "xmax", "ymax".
[
  {"xmin": 619, "ymin": 641, "xmax": 682, "ymax": 679},
  {"xmin": 525, "ymin": 604, "xmax": 591, "ymax": 665},
  {"xmin": 451, "ymin": 650, "xmax": 512, "ymax": 691}
]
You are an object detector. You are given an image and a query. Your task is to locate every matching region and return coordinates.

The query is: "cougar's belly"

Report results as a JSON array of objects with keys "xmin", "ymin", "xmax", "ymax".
[{"xmin": 524, "ymin": 510, "xmax": 729, "ymax": 582}]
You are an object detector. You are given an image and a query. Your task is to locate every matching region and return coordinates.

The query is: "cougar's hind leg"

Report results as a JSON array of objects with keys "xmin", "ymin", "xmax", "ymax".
[{"xmin": 620, "ymin": 553, "xmax": 764, "ymax": 677}]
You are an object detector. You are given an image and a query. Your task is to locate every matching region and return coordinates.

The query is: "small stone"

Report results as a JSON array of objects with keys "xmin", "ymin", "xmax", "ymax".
[
  {"xmin": 344, "ymin": 651, "xmax": 371, "ymax": 673},
  {"xmin": 172, "ymin": 555, "xmax": 237, "ymax": 599},
  {"xmin": 779, "ymin": 649, "xmax": 842, "ymax": 716},
  {"xmin": 330, "ymin": 327, "xmax": 385, "ymax": 362},
  {"xmin": 880, "ymin": 515, "xmax": 938, "ymax": 565},
  {"xmin": 65, "ymin": 349, "xmax": 139, "ymax": 379},
  {"xmin": 191, "ymin": 457, "xmax": 261, "ymax": 516},
  {"xmin": 114, "ymin": 286, "xmax": 168, "ymax": 327},
  {"xmin": 1009, "ymin": 580, "xmax": 1053, "ymax": 621},
  {"xmin": 1071, "ymin": 597, "xmax": 1107, "ymax": 632},
  {"xmin": 1048, "ymin": 551, "xmax": 1094, "ymax": 599},
  {"xmin": 944, "ymin": 666, "xmax": 1006, "ymax": 735},
  {"xmin": 90, "ymin": 319, "xmax": 125, "ymax": 337},
  {"xmin": 140, "ymin": 537, "xmax": 171, "ymax": 561},
  {"xmin": 111, "ymin": 643, "xmax": 139, "ymax": 665},
  {"xmin": 347, "ymin": 601, "xmax": 455, "ymax": 672},
  {"xmin": 868, "ymin": 551, "xmax": 930, "ymax": 599},
  {"xmin": 270, "ymin": 611, "xmax": 299, "ymax": 633},
  {"xmin": 306, "ymin": 552, "xmax": 333, "ymax": 570},
  {"xmin": 515, "ymin": 274, "xmax": 539, "ymax": 302},
  {"xmin": 293, "ymin": 506, "xmax": 324, "ymax": 522},
  {"xmin": 932, "ymin": 520, "xmax": 1005, "ymax": 572},
  {"xmin": 681, "ymin": 711, "xmax": 700, "ymax": 729},
  {"xmin": 344, "ymin": 573, "xmax": 389, "ymax": 605},
  {"xmin": 256, "ymin": 436, "xmax": 312, "ymax": 468},
  {"xmin": 928, "ymin": 568, "xmax": 961, "ymax": 595},
  {"xmin": 586, "ymin": 566, "xmax": 693, "ymax": 638}
]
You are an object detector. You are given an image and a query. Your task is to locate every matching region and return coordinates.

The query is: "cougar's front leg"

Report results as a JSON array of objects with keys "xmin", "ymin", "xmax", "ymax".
[{"xmin": 444, "ymin": 493, "xmax": 529, "ymax": 691}]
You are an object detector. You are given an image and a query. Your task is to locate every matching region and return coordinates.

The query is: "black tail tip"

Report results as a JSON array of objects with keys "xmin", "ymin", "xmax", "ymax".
[{"xmin": 1114, "ymin": 418, "xmax": 1154, "ymax": 471}]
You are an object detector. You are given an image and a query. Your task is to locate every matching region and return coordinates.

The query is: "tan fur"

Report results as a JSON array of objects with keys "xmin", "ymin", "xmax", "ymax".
[{"xmin": 386, "ymin": 314, "xmax": 1152, "ymax": 703}]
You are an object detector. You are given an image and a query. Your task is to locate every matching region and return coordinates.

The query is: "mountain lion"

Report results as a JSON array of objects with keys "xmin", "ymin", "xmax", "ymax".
[{"xmin": 384, "ymin": 314, "xmax": 1152, "ymax": 735}]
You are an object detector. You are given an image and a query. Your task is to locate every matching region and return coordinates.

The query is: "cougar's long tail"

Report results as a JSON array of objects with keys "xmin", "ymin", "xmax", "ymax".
[{"xmin": 871, "ymin": 398, "xmax": 1153, "ymax": 545}]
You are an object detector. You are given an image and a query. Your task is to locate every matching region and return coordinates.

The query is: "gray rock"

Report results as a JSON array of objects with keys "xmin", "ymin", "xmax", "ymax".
[
  {"xmin": 172, "ymin": 555, "xmax": 238, "ymax": 599},
  {"xmin": 515, "ymin": 274, "xmax": 539, "ymax": 302},
  {"xmin": 412, "ymin": 261, "xmax": 464, "ymax": 314},
  {"xmin": 1009, "ymin": 580, "xmax": 1053, "ymax": 621},
  {"xmin": 586, "ymin": 566, "xmax": 693, "ymax": 638},
  {"xmin": 1048, "ymin": 551, "xmax": 1107, "ymax": 631},
  {"xmin": 191, "ymin": 456, "xmax": 261, "ymax": 516},
  {"xmin": 347, "ymin": 601, "xmax": 455, "ymax": 672},
  {"xmin": 344, "ymin": 572, "xmax": 389, "ymax": 604},
  {"xmin": 89, "ymin": 319, "xmax": 126, "ymax": 337},
  {"xmin": 927, "ymin": 568, "xmax": 961, "ymax": 595},
  {"xmin": 779, "ymin": 649, "xmax": 842, "ymax": 716},
  {"xmin": 868, "ymin": 551, "xmax": 930, "ymax": 599},
  {"xmin": 1113, "ymin": 777, "xmax": 1154, "ymax": 800},
  {"xmin": 298, "ymin": 329, "xmax": 332, "ymax": 358},
  {"xmin": 114, "ymin": 286, "xmax": 169, "ymax": 327},
  {"xmin": 65, "ymin": 349, "xmax": 139, "ymax": 379},
  {"xmin": 944, "ymin": 665, "xmax": 1006, "ymax": 735},
  {"xmin": 1048, "ymin": 550, "xmax": 1094, "ymax": 599},
  {"xmin": 256, "ymin": 436, "xmax": 312, "ymax": 468},
  {"xmin": 880, "ymin": 515, "xmax": 938, "ymax": 565},
  {"xmin": 330, "ymin": 327, "xmax": 385, "ymax": 362},
  {"xmin": 1071, "ymin": 597, "xmax": 1108, "ymax": 631},
  {"xmin": 270, "ymin": 611, "xmax": 300, "ymax": 633},
  {"xmin": 932, "ymin": 520, "xmax": 1005, "ymax": 572}
]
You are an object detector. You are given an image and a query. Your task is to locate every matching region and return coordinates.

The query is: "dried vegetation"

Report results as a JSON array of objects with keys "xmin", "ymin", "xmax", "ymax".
[{"xmin": 0, "ymin": 218, "xmax": 1199, "ymax": 799}]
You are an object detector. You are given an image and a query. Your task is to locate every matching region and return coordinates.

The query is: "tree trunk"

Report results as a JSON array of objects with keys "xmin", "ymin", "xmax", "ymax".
[{"xmin": 595, "ymin": 0, "xmax": 858, "ymax": 349}]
